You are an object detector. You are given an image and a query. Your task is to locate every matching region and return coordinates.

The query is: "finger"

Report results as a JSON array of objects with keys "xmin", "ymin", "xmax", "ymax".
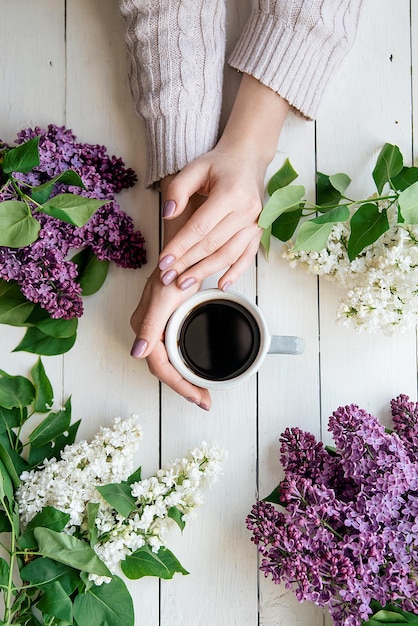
[
  {"xmin": 130, "ymin": 270, "xmax": 201, "ymax": 357},
  {"xmin": 218, "ymin": 234, "xmax": 262, "ymax": 291},
  {"xmin": 159, "ymin": 189, "xmax": 237, "ymax": 269},
  {"xmin": 161, "ymin": 160, "xmax": 212, "ymax": 219},
  {"xmin": 171, "ymin": 225, "xmax": 261, "ymax": 291},
  {"xmin": 147, "ymin": 342, "xmax": 212, "ymax": 410},
  {"xmin": 161, "ymin": 212, "xmax": 239, "ymax": 281}
]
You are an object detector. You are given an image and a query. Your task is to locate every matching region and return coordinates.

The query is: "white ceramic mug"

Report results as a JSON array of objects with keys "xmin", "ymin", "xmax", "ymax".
[{"xmin": 165, "ymin": 289, "xmax": 304, "ymax": 389}]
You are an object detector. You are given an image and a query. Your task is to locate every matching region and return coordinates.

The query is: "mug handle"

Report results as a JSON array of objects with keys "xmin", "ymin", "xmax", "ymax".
[{"xmin": 268, "ymin": 335, "xmax": 305, "ymax": 355}]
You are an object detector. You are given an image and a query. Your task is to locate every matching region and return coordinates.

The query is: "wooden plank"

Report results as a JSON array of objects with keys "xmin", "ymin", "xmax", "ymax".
[
  {"xmin": 64, "ymin": 1, "xmax": 161, "ymax": 623},
  {"xmin": 159, "ymin": 1, "xmax": 261, "ymax": 623},
  {"xmin": 0, "ymin": 0, "xmax": 65, "ymax": 399},
  {"xmin": 160, "ymin": 272, "xmax": 259, "ymax": 626},
  {"xmin": 257, "ymin": 121, "xmax": 323, "ymax": 625},
  {"xmin": 317, "ymin": 0, "xmax": 416, "ymax": 433}
]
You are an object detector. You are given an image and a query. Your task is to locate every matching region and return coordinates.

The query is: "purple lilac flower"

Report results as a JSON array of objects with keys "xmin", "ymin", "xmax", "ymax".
[
  {"xmin": 0, "ymin": 124, "xmax": 146, "ymax": 319},
  {"xmin": 247, "ymin": 398, "xmax": 418, "ymax": 625}
]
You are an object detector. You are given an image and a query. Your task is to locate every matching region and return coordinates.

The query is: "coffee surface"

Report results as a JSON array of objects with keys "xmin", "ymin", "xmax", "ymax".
[{"xmin": 178, "ymin": 300, "xmax": 261, "ymax": 380}]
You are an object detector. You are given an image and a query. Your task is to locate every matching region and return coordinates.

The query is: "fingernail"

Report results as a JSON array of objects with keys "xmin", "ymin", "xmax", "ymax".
[
  {"xmin": 162, "ymin": 269, "xmax": 178, "ymax": 285},
  {"xmin": 186, "ymin": 397, "xmax": 199, "ymax": 405},
  {"xmin": 162, "ymin": 200, "xmax": 176, "ymax": 218},
  {"xmin": 130, "ymin": 338, "xmax": 147, "ymax": 358},
  {"xmin": 159, "ymin": 254, "xmax": 176, "ymax": 271},
  {"xmin": 198, "ymin": 402, "xmax": 210, "ymax": 411},
  {"xmin": 222, "ymin": 281, "xmax": 232, "ymax": 292},
  {"xmin": 180, "ymin": 277, "xmax": 196, "ymax": 291}
]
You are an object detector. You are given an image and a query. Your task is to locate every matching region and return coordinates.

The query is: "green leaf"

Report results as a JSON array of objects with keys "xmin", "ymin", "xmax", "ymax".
[
  {"xmin": 372, "ymin": 143, "xmax": 404, "ymax": 193},
  {"xmin": 121, "ymin": 545, "xmax": 189, "ymax": 580},
  {"xmin": 96, "ymin": 483, "xmax": 137, "ymax": 518},
  {"xmin": 0, "ymin": 440, "xmax": 28, "ymax": 488},
  {"xmin": 263, "ymin": 485, "xmax": 282, "ymax": 505},
  {"xmin": 267, "ymin": 159, "xmax": 299, "ymax": 196},
  {"xmin": 28, "ymin": 418, "xmax": 80, "ymax": 468},
  {"xmin": 38, "ymin": 194, "xmax": 109, "ymax": 227},
  {"xmin": 31, "ymin": 358, "xmax": 54, "ymax": 413},
  {"xmin": 391, "ymin": 166, "xmax": 418, "ymax": 191},
  {"xmin": 0, "ymin": 458, "xmax": 15, "ymax": 509},
  {"xmin": 0, "ymin": 201, "xmax": 40, "ymax": 247},
  {"xmin": 73, "ymin": 576, "xmax": 134, "ymax": 626},
  {"xmin": 13, "ymin": 327, "xmax": 77, "ymax": 356},
  {"xmin": 316, "ymin": 172, "xmax": 345, "ymax": 208},
  {"xmin": 347, "ymin": 202, "xmax": 390, "ymax": 261},
  {"xmin": 0, "ymin": 557, "xmax": 10, "ymax": 588},
  {"xmin": 0, "ymin": 370, "xmax": 35, "ymax": 410},
  {"xmin": 167, "ymin": 506, "xmax": 186, "ymax": 531},
  {"xmin": 259, "ymin": 224, "xmax": 271, "ymax": 258},
  {"xmin": 34, "ymin": 527, "xmax": 112, "ymax": 577},
  {"xmin": 271, "ymin": 208, "xmax": 303, "ymax": 242},
  {"xmin": 2, "ymin": 137, "xmax": 40, "ymax": 173},
  {"xmin": 0, "ymin": 406, "xmax": 21, "ymax": 431},
  {"xmin": 36, "ymin": 581, "xmax": 73, "ymax": 623},
  {"xmin": 0, "ymin": 280, "xmax": 34, "ymax": 326},
  {"xmin": 24, "ymin": 308, "xmax": 78, "ymax": 339},
  {"xmin": 398, "ymin": 181, "xmax": 418, "ymax": 223},
  {"xmin": 31, "ymin": 169, "xmax": 85, "ymax": 204},
  {"xmin": 293, "ymin": 220, "xmax": 334, "ymax": 252},
  {"xmin": 258, "ymin": 185, "xmax": 305, "ymax": 229},
  {"xmin": 28, "ymin": 506, "xmax": 71, "ymax": 533},
  {"xmin": 18, "ymin": 506, "xmax": 71, "ymax": 550},
  {"xmin": 0, "ymin": 510, "xmax": 12, "ymax": 533},
  {"xmin": 28, "ymin": 398, "xmax": 71, "ymax": 449},
  {"xmin": 20, "ymin": 557, "xmax": 80, "ymax": 596},
  {"xmin": 126, "ymin": 467, "xmax": 142, "ymax": 485},
  {"xmin": 311, "ymin": 205, "xmax": 350, "ymax": 224},
  {"xmin": 329, "ymin": 172, "xmax": 351, "ymax": 195},
  {"xmin": 71, "ymin": 248, "xmax": 110, "ymax": 296},
  {"xmin": 86, "ymin": 502, "xmax": 99, "ymax": 547}
]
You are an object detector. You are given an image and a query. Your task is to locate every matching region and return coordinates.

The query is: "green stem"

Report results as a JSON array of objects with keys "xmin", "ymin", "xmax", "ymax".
[
  {"xmin": 302, "ymin": 193, "xmax": 399, "ymax": 213},
  {"xmin": 10, "ymin": 179, "xmax": 41, "ymax": 210},
  {"xmin": 3, "ymin": 514, "xmax": 16, "ymax": 623}
]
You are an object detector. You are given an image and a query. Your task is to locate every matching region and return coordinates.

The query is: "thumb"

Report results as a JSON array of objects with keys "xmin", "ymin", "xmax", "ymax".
[{"xmin": 162, "ymin": 159, "xmax": 210, "ymax": 219}]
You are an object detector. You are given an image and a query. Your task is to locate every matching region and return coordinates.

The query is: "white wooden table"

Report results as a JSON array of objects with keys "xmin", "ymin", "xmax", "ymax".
[{"xmin": 1, "ymin": 1, "xmax": 417, "ymax": 624}]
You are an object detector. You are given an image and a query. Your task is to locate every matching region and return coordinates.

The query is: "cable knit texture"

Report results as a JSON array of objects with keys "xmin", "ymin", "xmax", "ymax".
[
  {"xmin": 119, "ymin": 0, "xmax": 226, "ymax": 186},
  {"xmin": 229, "ymin": 0, "xmax": 362, "ymax": 119},
  {"xmin": 119, "ymin": 0, "xmax": 362, "ymax": 185}
]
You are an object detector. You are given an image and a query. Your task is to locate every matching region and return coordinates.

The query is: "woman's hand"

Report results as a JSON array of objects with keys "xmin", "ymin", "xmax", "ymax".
[
  {"xmin": 157, "ymin": 73, "xmax": 290, "ymax": 292},
  {"xmin": 130, "ymin": 267, "xmax": 212, "ymax": 410},
  {"xmin": 157, "ymin": 145, "xmax": 264, "ymax": 292},
  {"xmin": 129, "ymin": 74, "xmax": 290, "ymax": 405}
]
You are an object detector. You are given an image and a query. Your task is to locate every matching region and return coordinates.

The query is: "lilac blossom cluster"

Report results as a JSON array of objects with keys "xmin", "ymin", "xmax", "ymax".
[
  {"xmin": 247, "ymin": 396, "xmax": 418, "ymax": 625},
  {"xmin": 0, "ymin": 124, "xmax": 146, "ymax": 319}
]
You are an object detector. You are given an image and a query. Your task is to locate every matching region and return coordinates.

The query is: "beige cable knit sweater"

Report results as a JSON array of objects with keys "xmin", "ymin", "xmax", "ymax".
[{"xmin": 119, "ymin": 0, "xmax": 362, "ymax": 186}]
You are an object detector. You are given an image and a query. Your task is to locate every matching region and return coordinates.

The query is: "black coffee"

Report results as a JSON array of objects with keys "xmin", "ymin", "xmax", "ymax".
[{"xmin": 178, "ymin": 299, "xmax": 261, "ymax": 381}]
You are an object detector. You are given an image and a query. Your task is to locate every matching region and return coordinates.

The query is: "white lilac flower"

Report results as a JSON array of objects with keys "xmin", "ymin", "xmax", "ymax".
[
  {"xmin": 90, "ymin": 442, "xmax": 227, "ymax": 579},
  {"xmin": 18, "ymin": 430, "xmax": 226, "ymax": 586},
  {"xmin": 17, "ymin": 415, "xmax": 143, "ymax": 527},
  {"xmin": 282, "ymin": 211, "xmax": 418, "ymax": 334}
]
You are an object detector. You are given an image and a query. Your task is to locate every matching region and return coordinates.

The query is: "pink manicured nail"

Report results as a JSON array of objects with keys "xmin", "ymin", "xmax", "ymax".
[
  {"xmin": 159, "ymin": 254, "xmax": 176, "ymax": 271},
  {"xmin": 180, "ymin": 277, "xmax": 196, "ymax": 291},
  {"xmin": 162, "ymin": 200, "xmax": 176, "ymax": 218},
  {"xmin": 130, "ymin": 338, "xmax": 147, "ymax": 358},
  {"xmin": 198, "ymin": 402, "xmax": 210, "ymax": 411},
  {"xmin": 222, "ymin": 281, "xmax": 232, "ymax": 292},
  {"xmin": 162, "ymin": 269, "xmax": 178, "ymax": 285},
  {"xmin": 186, "ymin": 397, "xmax": 199, "ymax": 405}
]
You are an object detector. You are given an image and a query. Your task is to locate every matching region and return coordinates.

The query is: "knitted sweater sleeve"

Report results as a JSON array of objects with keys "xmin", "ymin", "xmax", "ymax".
[
  {"xmin": 229, "ymin": 0, "xmax": 363, "ymax": 120},
  {"xmin": 118, "ymin": 1, "xmax": 362, "ymax": 186},
  {"xmin": 118, "ymin": 0, "xmax": 226, "ymax": 186}
]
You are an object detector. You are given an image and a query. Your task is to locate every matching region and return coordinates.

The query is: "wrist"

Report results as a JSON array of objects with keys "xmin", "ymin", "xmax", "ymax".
[{"xmin": 218, "ymin": 73, "xmax": 290, "ymax": 167}]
